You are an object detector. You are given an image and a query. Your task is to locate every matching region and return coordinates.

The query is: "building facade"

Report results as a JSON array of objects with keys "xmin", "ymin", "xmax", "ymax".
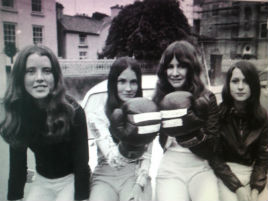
[
  {"xmin": 57, "ymin": 5, "xmax": 122, "ymax": 60},
  {"xmin": 194, "ymin": 0, "xmax": 268, "ymax": 85},
  {"xmin": 0, "ymin": 0, "xmax": 58, "ymax": 97}
]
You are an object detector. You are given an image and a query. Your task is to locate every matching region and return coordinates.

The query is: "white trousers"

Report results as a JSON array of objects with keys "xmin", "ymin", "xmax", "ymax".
[
  {"xmin": 155, "ymin": 150, "xmax": 219, "ymax": 201},
  {"xmin": 218, "ymin": 162, "xmax": 268, "ymax": 201},
  {"xmin": 25, "ymin": 173, "xmax": 74, "ymax": 201},
  {"xmin": 89, "ymin": 163, "xmax": 152, "ymax": 201}
]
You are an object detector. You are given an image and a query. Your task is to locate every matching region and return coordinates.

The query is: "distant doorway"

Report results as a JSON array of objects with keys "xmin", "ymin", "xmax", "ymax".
[{"xmin": 210, "ymin": 55, "xmax": 222, "ymax": 85}]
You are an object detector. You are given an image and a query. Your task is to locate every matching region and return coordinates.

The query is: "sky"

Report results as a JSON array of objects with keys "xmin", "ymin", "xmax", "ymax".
[{"xmin": 57, "ymin": 0, "xmax": 135, "ymax": 16}]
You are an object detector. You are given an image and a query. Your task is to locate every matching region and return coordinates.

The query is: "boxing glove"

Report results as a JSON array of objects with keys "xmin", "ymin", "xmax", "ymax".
[
  {"xmin": 110, "ymin": 97, "xmax": 161, "ymax": 159},
  {"xmin": 159, "ymin": 91, "xmax": 205, "ymax": 137},
  {"xmin": 118, "ymin": 142, "xmax": 148, "ymax": 159}
]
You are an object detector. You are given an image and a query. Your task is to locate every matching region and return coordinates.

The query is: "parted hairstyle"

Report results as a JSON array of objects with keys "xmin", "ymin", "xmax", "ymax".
[
  {"xmin": 105, "ymin": 56, "xmax": 143, "ymax": 118},
  {"xmin": 153, "ymin": 40, "xmax": 205, "ymax": 105},
  {"xmin": 220, "ymin": 60, "xmax": 267, "ymax": 128},
  {"xmin": 0, "ymin": 45, "xmax": 74, "ymax": 146}
]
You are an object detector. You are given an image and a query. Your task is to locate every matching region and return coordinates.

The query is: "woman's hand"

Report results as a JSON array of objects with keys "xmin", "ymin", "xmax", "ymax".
[
  {"xmin": 107, "ymin": 148, "xmax": 129, "ymax": 169},
  {"xmin": 127, "ymin": 184, "xmax": 143, "ymax": 201},
  {"xmin": 251, "ymin": 189, "xmax": 259, "ymax": 201},
  {"xmin": 235, "ymin": 186, "xmax": 251, "ymax": 201}
]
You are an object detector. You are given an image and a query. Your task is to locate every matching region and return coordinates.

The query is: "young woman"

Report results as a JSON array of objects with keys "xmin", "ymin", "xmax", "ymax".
[
  {"xmin": 210, "ymin": 61, "xmax": 268, "ymax": 201},
  {"xmin": 153, "ymin": 40, "xmax": 219, "ymax": 201},
  {"xmin": 0, "ymin": 45, "xmax": 90, "ymax": 201},
  {"xmin": 87, "ymin": 57, "xmax": 152, "ymax": 201},
  {"xmin": 259, "ymin": 68, "xmax": 268, "ymax": 113}
]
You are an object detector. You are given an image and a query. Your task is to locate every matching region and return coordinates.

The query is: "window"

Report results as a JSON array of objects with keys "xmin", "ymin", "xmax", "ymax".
[
  {"xmin": 260, "ymin": 23, "xmax": 267, "ymax": 38},
  {"xmin": 32, "ymin": 0, "xmax": 41, "ymax": 12},
  {"xmin": 3, "ymin": 22, "xmax": 16, "ymax": 46},
  {"xmin": 79, "ymin": 34, "xmax": 86, "ymax": 44},
  {"xmin": 231, "ymin": 26, "xmax": 239, "ymax": 38},
  {"xmin": 212, "ymin": 4, "xmax": 218, "ymax": 16},
  {"xmin": 2, "ymin": 0, "xmax": 14, "ymax": 7},
  {"xmin": 79, "ymin": 51, "xmax": 87, "ymax": 59},
  {"xmin": 33, "ymin": 25, "xmax": 43, "ymax": 44},
  {"xmin": 193, "ymin": 19, "xmax": 200, "ymax": 34},
  {"xmin": 244, "ymin": 6, "xmax": 252, "ymax": 20}
]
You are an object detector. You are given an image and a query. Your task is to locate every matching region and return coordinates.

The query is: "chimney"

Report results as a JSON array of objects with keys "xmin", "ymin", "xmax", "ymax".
[
  {"xmin": 56, "ymin": 2, "xmax": 64, "ymax": 20},
  {"xmin": 110, "ymin": 4, "xmax": 123, "ymax": 19}
]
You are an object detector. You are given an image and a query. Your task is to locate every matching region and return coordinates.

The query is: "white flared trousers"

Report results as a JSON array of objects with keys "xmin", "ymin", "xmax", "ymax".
[
  {"xmin": 89, "ymin": 163, "xmax": 152, "ymax": 201},
  {"xmin": 218, "ymin": 162, "xmax": 268, "ymax": 201},
  {"xmin": 155, "ymin": 150, "xmax": 219, "ymax": 201},
  {"xmin": 25, "ymin": 173, "xmax": 74, "ymax": 201}
]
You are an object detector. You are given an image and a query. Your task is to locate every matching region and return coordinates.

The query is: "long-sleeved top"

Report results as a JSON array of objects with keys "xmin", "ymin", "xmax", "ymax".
[
  {"xmin": 209, "ymin": 107, "xmax": 268, "ymax": 193},
  {"xmin": 8, "ymin": 97, "xmax": 90, "ymax": 200},
  {"xmin": 85, "ymin": 94, "xmax": 152, "ymax": 188}
]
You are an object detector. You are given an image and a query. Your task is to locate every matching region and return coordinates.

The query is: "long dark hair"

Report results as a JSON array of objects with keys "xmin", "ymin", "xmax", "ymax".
[
  {"xmin": 0, "ymin": 45, "xmax": 74, "ymax": 146},
  {"xmin": 105, "ymin": 57, "xmax": 143, "ymax": 118},
  {"xmin": 153, "ymin": 40, "xmax": 205, "ymax": 105},
  {"xmin": 220, "ymin": 61, "xmax": 266, "ymax": 128}
]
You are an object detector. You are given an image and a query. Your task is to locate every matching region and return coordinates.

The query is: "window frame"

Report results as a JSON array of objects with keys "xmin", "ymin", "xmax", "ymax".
[
  {"xmin": 2, "ymin": 0, "xmax": 14, "ymax": 8},
  {"xmin": 260, "ymin": 23, "xmax": 267, "ymax": 39},
  {"xmin": 32, "ymin": 25, "xmax": 43, "ymax": 44},
  {"xmin": 79, "ymin": 51, "xmax": 87, "ymax": 59},
  {"xmin": 3, "ymin": 22, "xmax": 16, "ymax": 46},
  {"xmin": 32, "ymin": 0, "xmax": 42, "ymax": 12},
  {"xmin": 79, "ymin": 33, "xmax": 87, "ymax": 44},
  {"xmin": 212, "ymin": 4, "xmax": 219, "ymax": 16}
]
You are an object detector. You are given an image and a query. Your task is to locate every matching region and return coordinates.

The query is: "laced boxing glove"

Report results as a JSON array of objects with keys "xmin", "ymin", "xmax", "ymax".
[
  {"xmin": 159, "ymin": 91, "xmax": 205, "ymax": 147},
  {"xmin": 110, "ymin": 97, "xmax": 161, "ymax": 159}
]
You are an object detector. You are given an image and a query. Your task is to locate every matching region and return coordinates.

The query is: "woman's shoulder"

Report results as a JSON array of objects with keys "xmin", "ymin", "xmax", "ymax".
[
  {"xmin": 198, "ymin": 88, "xmax": 216, "ymax": 103},
  {"xmin": 65, "ymin": 95, "xmax": 81, "ymax": 110},
  {"xmin": 200, "ymin": 88, "xmax": 214, "ymax": 97}
]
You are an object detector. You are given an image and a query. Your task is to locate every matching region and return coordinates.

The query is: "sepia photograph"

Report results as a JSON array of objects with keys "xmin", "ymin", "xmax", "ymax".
[{"xmin": 0, "ymin": 0, "xmax": 268, "ymax": 201}]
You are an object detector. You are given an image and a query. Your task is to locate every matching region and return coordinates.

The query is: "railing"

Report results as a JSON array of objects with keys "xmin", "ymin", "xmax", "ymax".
[
  {"xmin": 59, "ymin": 59, "xmax": 159, "ymax": 76},
  {"xmin": 59, "ymin": 59, "xmax": 115, "ymax": 76}
]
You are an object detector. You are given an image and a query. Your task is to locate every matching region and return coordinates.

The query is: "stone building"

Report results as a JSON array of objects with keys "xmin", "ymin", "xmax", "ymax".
[{"xmin": 194, "ymin": 0, "xmax": 268, "ymax": 84}]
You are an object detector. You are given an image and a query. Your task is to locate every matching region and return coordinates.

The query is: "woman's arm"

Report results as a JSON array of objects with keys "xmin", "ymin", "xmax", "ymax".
[
  {"xmin": 250, "ymin": 123, "xmax": 268, "ymax": 193},
  {"xmin": 209, "ymin": 154, "xmax": 243, "ymax": 192},
  {"xmin": 135, "ymin": 142, "xmax": 153, "ymax": 190},
  {"xmin": 8, "ymin": 146, "xmax": 27, "ymax": 200},
  {"xmin": 72, "ymin": 106, "xmax": 90, "ymax": 200},
  {"xmin": 88, "ymin": 106, "xmax": 128, "ymax": 168},
  {"xmin": 202, "ymin": 92, "xmax": 220, "ymax": 138},
  {"xmin": 127, "ymin": 142, "xmax": 153, "ymax": 201}
]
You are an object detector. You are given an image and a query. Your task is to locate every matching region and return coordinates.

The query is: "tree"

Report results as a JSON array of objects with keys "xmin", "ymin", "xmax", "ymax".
[
  {"xmin": 99, "ymin": 0, "xmax": 192, "ymax": 61},
  {"xmin": 4, "ymin": 42, "xmax": 18, "ymax": 64}
]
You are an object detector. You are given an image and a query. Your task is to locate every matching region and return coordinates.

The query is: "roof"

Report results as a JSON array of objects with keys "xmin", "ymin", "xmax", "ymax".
[{"xmin": 60, "ymin": 15, "xmax": 106, "ymax": 35}]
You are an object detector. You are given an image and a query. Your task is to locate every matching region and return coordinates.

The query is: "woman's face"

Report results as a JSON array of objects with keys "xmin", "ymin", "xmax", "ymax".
[
  {"xmin": 166, "ymin": 56, "xmax": 187, "ymax": 90},
  {"xmin": 117, "ymin": 68, "xmax": 138, "ymax": 102},
  {"xmin": 24, "ymin": 53, "xmax": 55, "ymax": 99},
  {"xmin": 230, "ymin": 68, "xmax": 251, "ymax": 102}
]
